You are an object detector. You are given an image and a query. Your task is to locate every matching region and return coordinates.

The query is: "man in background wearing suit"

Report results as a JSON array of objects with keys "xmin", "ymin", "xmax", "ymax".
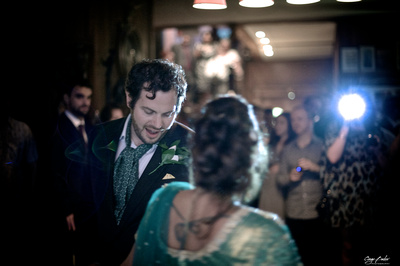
[
  {"xmin": 89, "ymin": 59, "xmax": 191, "ymax": 265},
  {"xmin": 51, "ymin": 79, "xmax": 97, "ymax": 265}
]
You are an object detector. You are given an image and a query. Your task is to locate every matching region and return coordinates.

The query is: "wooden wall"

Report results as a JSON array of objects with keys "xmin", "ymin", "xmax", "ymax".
[{"xmin": 242, "ymin": 59, "xmax": 333, "ymax": 110}]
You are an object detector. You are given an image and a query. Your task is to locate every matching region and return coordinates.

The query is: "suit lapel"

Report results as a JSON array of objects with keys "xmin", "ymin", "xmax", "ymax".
[
  {"xmin": 103, "ymin": 117, "xmax": 126, "ymax": 165},
  {"xmin": 94, "ymin": 118, "xmax": 126, "ymax": 224},
  {"xmin": 60, "ymin": 113, "xmax": 81, "ymax": 144},
  {"xmin": 141, "ymin": 145, "xmax": 163, "ymax": 179}
]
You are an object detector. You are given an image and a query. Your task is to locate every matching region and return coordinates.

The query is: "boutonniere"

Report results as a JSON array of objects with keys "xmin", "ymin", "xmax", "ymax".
[{"xmin": 149, "ymin": 140, "xmax": 190, "ymax": 175}]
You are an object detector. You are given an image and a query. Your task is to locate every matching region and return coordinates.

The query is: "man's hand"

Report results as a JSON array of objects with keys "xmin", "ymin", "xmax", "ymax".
[
  {"xmin": 66, "ymin": 213, "xmax": 76, "ymax": 231},
  {"xmin": 289, "ymin": 168, "xmax": 302, "ymax": 182},
  {"xmin": 298, "ymin": 158, "xmax": 320, "ymax": 172}
]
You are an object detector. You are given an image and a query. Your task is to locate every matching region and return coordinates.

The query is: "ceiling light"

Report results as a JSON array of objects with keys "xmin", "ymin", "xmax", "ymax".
[
  {"xmin": 336, "ymin": 0, "xmax": 362, "ymax": 2},
  {"xmin": 260, "ymin": 37, "xmax": 270, "ymax": 44},
  {"xmin": 263, "ymin": 45, "xmax": 273, "ymax": 51},
  {"xmin": 264, "ymin": 49, "xmax": 274, "ymax": 57},
  {"xmin": 239, "ymin": 0, "xmax": 274, "ymax": 8},
  {"xmin": 193, "ymin": 0, "xmax": 227, "ymax": 10},
  {"xmin": 263, "ymin": 45, "xmax": 274, "ymax": 56},
  {"xmin": 255, "ymin": 31, "xmax": 266, "ymax": 38},
  {"xmin": 272, "ymin": 107, "xmax": 284, "ymax": 117},
  {"xmin": 286, "ymin": 0, "xmax": 320, "ymax": 4}
]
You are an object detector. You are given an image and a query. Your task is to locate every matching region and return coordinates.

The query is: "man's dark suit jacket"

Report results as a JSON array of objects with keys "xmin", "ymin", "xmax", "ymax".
[
  {"xmin": 88, "ymin": 117, "xmax": 191, "ymax": 265},
  {"xmin": 51, "ymin": 112, "xmax": 95, "ymax": 221}
]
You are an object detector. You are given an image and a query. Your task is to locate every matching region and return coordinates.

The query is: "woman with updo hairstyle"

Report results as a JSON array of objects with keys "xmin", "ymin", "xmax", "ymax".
[
  {"xmin": 133, "ymin": 95, "xmax": 301, "ymax": 265},
  {"xmin": 192, "ymin": 95, "xmax": 262, "ymax": 199}
]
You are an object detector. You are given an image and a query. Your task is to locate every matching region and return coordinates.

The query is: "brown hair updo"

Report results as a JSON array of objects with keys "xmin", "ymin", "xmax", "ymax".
[{"xmin": 192, "ymin": 95, "xmax": 266, "ymax": 198}]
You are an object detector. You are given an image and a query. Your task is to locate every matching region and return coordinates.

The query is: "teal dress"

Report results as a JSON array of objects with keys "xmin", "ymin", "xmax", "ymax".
[{"xmin": 133, "ymin": 182, "xmax": 302, "ymax": 265}]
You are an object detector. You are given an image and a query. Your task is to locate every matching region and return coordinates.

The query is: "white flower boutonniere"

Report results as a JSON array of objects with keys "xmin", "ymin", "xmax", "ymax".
[{"xmin": 149, "ymin": 140, "xmax": 190, "ymax": 175}]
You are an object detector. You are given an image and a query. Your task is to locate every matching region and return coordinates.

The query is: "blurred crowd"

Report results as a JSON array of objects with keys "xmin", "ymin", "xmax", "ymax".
[{"xmin": 256, "ymin": 92, "xmax": 399, "ymax": 265}]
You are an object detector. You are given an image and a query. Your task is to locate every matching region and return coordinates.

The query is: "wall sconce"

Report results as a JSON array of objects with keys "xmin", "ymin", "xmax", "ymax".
[{"xmin": 193, "ymin": 0, "xmax": 227, "ymax": 9}]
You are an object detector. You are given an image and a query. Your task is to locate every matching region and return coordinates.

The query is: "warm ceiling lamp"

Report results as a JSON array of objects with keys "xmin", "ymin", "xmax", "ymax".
[
  {"xmin": 286, "ymin": 0, "xmax": 320, "ymax": 4},
  {"xmin": 239, "ymin": 0, "xmax": 274, "ymax": 8},
  {"xmin": 193, "ymin": 0, "xmax": 227, "ymax": 9}
]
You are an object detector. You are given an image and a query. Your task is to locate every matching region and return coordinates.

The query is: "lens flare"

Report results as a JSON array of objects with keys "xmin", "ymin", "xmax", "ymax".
[{"xmin": 338, "ymin": 94, "xmax": 366, "ymax": 120}]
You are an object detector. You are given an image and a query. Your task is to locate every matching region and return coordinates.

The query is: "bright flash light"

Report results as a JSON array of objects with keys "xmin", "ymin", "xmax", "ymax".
[{"xmin": 338, "ymin": 94, "xmax": 366, "ymax": 120}]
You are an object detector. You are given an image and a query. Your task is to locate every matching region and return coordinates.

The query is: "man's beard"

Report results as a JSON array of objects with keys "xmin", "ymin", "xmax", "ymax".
[
  {"xmin": 131, "ymin": 116, "xmax": 168, "ymax": 145},
  {"xmin": 71, "ymin": 105, "xmax": 89, "ymax": 118}
]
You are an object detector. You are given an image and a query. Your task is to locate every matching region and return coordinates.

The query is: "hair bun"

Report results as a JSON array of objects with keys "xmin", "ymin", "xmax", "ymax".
[{"xmin": 192, "ymin": 95, "xmax": 260, "ymax": 195}]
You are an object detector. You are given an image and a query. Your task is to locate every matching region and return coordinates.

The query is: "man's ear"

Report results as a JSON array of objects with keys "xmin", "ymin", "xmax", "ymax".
[
  {"xmin": 63, "ymin": 93, "xmax": 69, "ymax": 106},
  {"xmin": 125, "ymin": 90, "xmax": 132, "ymax": 109}
]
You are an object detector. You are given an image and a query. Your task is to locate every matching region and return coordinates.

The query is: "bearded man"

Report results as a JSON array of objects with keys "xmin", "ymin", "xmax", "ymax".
[{"xmin": 89, "ymin": 59, "xmax": 192, "ymax": 265}]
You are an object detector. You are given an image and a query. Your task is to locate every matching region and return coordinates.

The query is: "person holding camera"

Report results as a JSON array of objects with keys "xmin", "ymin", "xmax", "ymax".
[{"xmin": 320, "ymin": 94, "xmax": 386, "ymax": 266}]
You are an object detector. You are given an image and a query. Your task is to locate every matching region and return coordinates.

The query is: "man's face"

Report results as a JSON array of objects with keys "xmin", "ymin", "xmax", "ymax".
[
  {"xmin": 127, "ymin": 89, "xmax": 178, "ymax": 146},
  {"xmin": 66, "ymin": 86, "xmax": 92, "ymax": 118},
  {"xmin": 291, "ymin": 108, "xmax": 312, "ymax": 136}
]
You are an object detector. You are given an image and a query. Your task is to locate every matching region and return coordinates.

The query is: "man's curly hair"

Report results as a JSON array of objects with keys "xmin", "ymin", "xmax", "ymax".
[{"xmin": 125, "ymin": 59, "xmax": 187, "ymax": 112}]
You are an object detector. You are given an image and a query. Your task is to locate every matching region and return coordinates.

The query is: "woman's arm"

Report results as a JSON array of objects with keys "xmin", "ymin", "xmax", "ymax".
[{"xmin": 326, "ymin": 124, "xmax": 349, "ymax": 164}]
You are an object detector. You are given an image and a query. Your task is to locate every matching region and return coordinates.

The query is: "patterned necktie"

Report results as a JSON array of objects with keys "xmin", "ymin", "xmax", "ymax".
[{"xmin": 113, "ymin": 119, "xmax": 152, "ymax": 225}]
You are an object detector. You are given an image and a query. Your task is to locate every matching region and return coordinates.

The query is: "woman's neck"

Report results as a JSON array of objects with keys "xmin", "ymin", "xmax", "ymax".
[
  {"xmin": 279, "ymin": 133, "xmax": 288, "ymax": 144},
  {"xmin": 275, "ymin": 133, "xmax": 288, "ymax": 153},
  {"xmin": 194, "ymin": 188, "xmax": 233, "ymax": 208}
]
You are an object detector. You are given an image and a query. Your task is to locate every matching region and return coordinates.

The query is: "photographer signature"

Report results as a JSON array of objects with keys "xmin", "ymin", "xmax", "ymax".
[{"xmin": 364, "ymin": 255, "xmax": 390, "ymax": 265}]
